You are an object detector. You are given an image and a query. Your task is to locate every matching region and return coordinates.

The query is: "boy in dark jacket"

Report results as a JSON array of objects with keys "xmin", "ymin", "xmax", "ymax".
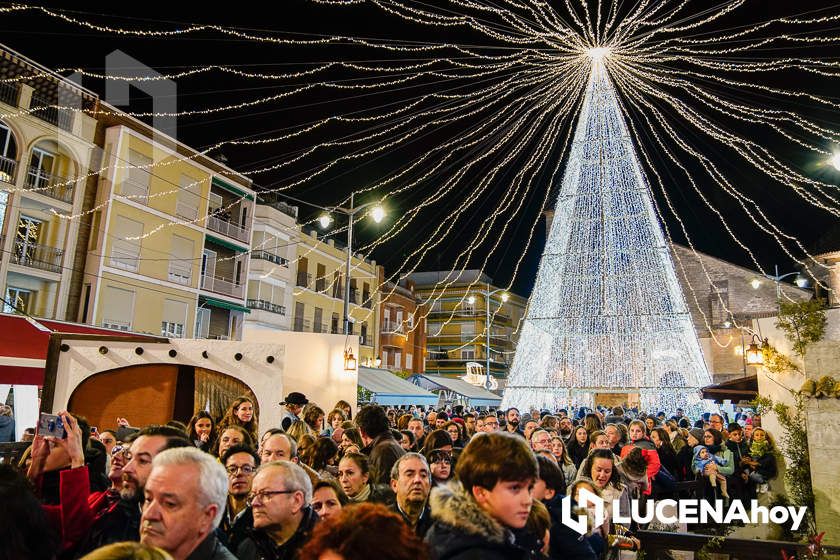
[{"xmin": 425, "ymin": 432, "xmax": 536, "ymax": 560}]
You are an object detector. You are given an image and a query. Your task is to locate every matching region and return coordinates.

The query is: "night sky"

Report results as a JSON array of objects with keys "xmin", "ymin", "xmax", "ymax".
[{"xmin": 3, "ymin": 1, "xmax": 838, "ymax": 297}]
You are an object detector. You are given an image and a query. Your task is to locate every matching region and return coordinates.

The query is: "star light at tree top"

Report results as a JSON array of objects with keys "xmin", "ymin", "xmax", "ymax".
[{"xmin": 501, "ymin": 48, "xmax": 713, "ymax": 414}]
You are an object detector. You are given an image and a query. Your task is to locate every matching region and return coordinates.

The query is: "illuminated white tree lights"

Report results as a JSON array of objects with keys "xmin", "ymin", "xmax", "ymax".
[{"xmin": 502, "ymin": 57, "xmax": 713, "ymax": 415}]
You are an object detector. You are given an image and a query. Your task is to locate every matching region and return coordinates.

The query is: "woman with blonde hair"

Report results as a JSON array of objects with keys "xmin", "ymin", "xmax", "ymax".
[
  {"xmin": 79, "ymin": 542, "xmax": 172, "ymax": 560},
  {"xmin": 287, "ymin": 419, "xmax": 313, "ymax": 443},
  {"xmin": 217, "ymin": 396, "xmax": 258, "ymax": 444}
]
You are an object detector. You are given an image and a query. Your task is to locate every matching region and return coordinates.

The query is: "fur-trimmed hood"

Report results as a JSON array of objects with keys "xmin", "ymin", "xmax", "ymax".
[
  {"xmin": 429, "ymin": 480, "xmax": 507, "ymax": 543},
  {"xmin": 425, "ymin": 481, "xmax": 530, "ymax": 560}
]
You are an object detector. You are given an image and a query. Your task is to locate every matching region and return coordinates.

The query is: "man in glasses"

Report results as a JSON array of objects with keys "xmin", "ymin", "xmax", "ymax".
[
  {"xmin": 236, "ymin": 461, "xmax": 318, "ymax": 560},
  {"xmin": 220, "ymin": 445, "xmax": 259, "ymax": 551}
]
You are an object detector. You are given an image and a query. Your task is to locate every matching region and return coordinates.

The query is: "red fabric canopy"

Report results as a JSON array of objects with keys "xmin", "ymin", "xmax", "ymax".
[{"xmin": 0, "ymin": 314, "xmax": 143, "ymax": 386}]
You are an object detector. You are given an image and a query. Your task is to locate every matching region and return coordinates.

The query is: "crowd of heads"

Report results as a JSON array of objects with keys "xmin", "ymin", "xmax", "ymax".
[{"xmin": 0, "ymin": 395, "xmax": 776, "ymax": 560}]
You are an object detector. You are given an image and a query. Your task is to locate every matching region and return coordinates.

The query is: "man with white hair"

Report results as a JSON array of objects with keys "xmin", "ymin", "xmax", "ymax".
[
  {"xmin": 140, "ymin": 447, "xmax": 236, "ymax": 560},
  {"xmin": 236, "ymin": 461, "xmax": 319, "ymax": 560}
]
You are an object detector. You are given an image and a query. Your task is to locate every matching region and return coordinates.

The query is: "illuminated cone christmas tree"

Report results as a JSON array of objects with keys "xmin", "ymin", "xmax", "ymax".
[{"xmin": 502, "ymin": 52, "xmax": 712, "ymax": 415}]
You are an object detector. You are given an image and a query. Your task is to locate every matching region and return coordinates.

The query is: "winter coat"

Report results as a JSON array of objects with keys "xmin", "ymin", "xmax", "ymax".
[
  {"xmin": 236, "ymin": 506, "xmax": 318, "ymax": 560},
  {"xmin": 425, "ymin": 481, "xmax": 531, "ymax": 560},
  {"xmin": 364, "ymin": 431, "xmax": 406, "ymax": 486},
  {"xmin": 186, "ymin": 533, "xmax": 238, "ymax": 560},
  {"xmin": 619, "ymin": 442, "xmax": 661, "ymax": 496},
  {"xmin": 0, "ymin": 415, "xmax": 15, "ymax": 442},
  {"xmin": 542, "ymin": 494, "xmax": 597, "ymax": 560}
]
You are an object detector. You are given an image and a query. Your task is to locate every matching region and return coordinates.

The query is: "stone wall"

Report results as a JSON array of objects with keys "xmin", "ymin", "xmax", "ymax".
[{"xmin": 756, "ymin": 308, "xmax": 840, "ymax": 546}]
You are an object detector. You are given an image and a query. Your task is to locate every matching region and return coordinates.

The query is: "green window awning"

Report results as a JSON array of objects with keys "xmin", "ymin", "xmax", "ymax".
[
  {"xmin": 205, "ymin": 234, "xmax": 247, "ymax": 252},
  {"xmin": 200, "ymin": 296, "xmax": 251, "ymax": 314},
  {"xmin": 212, "ymin": 177, "xmax": 255, "ymax": 201}
]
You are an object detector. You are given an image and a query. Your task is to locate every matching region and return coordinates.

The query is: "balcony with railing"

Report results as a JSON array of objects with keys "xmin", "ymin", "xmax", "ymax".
[
  {"xmin": 206, "ymin": 213, "xmax": 250, "ymax": 243},
  {"xmin": 247, "ymin": 299, "xmax": 286, "ymax": 315},
  {"xmin": 292, "ymin": 317, "xmax": 311, "ymax": 332},
  {"xmin": 200, "ymin": 273, "xmax": 244, "ymax": 299},
  {"xmin": 29, "ymin": 94, "xmax": 74, "ymax": 132},
  {"xmin": 315, "ymin": 277, "xmax": 327, "ymax": 293},
  {"xmin": 0, "ymin": 156, "xmax": 16, "ymax": 185},
  {"xmin": 296, "ymin": 271, "xmax": 311, "ymax": 288},
  {"xmin": 0, "ymin": 82, "xmax": 19, "ymax": 106},
  {"xmin": 381, "ymin": 319, "xmax": 405, "ymax": 334},
  {"xmin": 349, "ymin": 288, "xmax": 358, "ymax": 305},
  {"xmin": 252, "ymin": 250, "xmax": 289, "ymax": 267},
  {"xmin": 24, "ymin": 167, "xmax": 75, "ymax": 204},
  {"xmin": 362, "ymin": 292, "xmax": 372, "ymax": 308},
  {"xmin": 313, "ymin": 322, "xmax": 330, "ymax": 334},
  {"xmin": 11, "ymin": 241, "xmax": 64, "ymax": 274}
]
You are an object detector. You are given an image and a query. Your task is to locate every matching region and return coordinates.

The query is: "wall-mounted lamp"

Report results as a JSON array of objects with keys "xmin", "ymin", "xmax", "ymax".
[
  {"xmin": 168, "ymin": 349, "xmax": 177, "ymax": 358},
  {"xmin": 202, "ymin": 350, "xmax": 209, "ymax": 359},
  {"xmin": 745, "ymin": 335, "xmax": 765, "ymax": 367},
  {"xmin": 266, "ymin": 355, "xmax": 275, "ymax": 364},
  {"xmin": 135, "ymin": 347, "xmax": 144, "ymax": 355},
  {"xmin": 60, "ymin": 344, "xmax": 70, "ymax": 352},
  {"xmin": 98, "ymin": 346, "xmax": 108, "ymax": 355},
  {"xmin": 344, "ymin": 349, "xmax": 357, "ymax": 371},
  {"xmin": 234, "ymin": 353, "xmax": 243, "ymax": 361}
]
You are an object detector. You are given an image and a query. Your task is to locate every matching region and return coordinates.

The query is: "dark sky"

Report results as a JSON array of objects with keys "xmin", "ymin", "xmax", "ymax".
[{"xmin": 3, "ymin": 1, "xmax": 838, "ymax": 296}]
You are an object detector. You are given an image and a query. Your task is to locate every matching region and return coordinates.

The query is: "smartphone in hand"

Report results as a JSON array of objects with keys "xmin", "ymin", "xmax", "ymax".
[{"xmin": 38, "ymin": 413, "xmax": 66, "ymax": 439}]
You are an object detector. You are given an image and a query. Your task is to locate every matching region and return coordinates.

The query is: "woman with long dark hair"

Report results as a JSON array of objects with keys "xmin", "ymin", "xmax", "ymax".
[
  {"xmin": 187, "ymin": 411, "xmax": 216, "ymax": 452},
  {"xmin": 217, "ymin": 396, "xmax": 259, "ymax": 444},
  {"xmin": 566, "ymin": 425, "xmax": 590, "ymax": 468},
  {"xmin": 651, "ymin": 427, "xmax": 681, "ymax": 481}
]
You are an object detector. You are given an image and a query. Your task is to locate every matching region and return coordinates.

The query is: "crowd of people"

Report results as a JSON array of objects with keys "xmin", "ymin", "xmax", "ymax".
[{"xmin": 0, "ymin": 393, "xmax": 778, "ymax": 560}]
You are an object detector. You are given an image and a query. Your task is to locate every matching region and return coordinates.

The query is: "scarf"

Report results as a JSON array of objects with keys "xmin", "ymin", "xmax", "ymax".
[
  {"xmin": 351, "ymin": 483, "xmax": 372, "ymax": 503},
  {"xmin": 750, "ymin": 440, "xmax": 770, "ymax": 458},
  {"xmin": 706, "ymin": 443, "xmax": 722, "ymax": 455}
]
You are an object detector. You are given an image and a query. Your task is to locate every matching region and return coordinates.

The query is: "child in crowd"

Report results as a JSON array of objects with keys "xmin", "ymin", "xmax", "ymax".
[
  {"xmin": 693, "ymin": 446, "xmax": 729, "ymax": 498},
  {"xmin": 425, "ymin": 432, "xmax": 538, "ymax": 559}
]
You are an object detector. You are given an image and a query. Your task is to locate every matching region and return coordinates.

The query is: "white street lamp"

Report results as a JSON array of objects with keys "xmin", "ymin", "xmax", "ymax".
[{"xmin": 318, "ymin": 193, "xmax": 386, "ymax": 335}]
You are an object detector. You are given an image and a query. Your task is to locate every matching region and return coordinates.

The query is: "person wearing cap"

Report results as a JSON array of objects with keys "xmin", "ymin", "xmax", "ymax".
[{"xmin": 279, "ymin": 392, "xmax": 309, "ymax": 432}]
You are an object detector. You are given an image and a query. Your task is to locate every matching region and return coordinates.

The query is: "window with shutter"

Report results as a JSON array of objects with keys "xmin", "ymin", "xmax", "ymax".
[
  {"xmin": 176, "ymin": 174, "xmax": 201, "ymax": 220},
  {"xmin": 110, "ymin": 215, "xmax": 143, "ymax": 271},
  {"xmin": 168, "ymin": 235, "xmax": 194, "ymax": 284},
  {"xmin": 101, "ymin": 286, "xmax": 135, "ymax": 330},
  {"xmin": 122, "ymin": 149, "xmax": 152, "ymax": 203}
]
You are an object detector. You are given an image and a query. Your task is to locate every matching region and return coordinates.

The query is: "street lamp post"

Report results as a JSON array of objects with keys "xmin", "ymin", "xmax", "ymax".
[
  {"xmin": 468, "ymin": 282, "xmax": 509, "ymax": 391},
  {"xmin": 750, "ymin": 265, "xmax": 808, "ymax": 310},
  {"xmin": 319, "ymin": 192, "xmax": 384, "ymax": 335}
]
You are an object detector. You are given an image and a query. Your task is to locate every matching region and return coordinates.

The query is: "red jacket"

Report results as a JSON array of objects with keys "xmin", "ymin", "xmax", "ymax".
[{"xmin": 620, "ymin": 442, "xmax": 661, "ymax": 496}]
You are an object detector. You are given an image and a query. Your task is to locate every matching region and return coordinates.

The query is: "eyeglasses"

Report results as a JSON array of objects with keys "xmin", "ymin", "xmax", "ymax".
[
  {"xmin": 246, "ymin": 489, "xmax": 296, "ymax": 506},
  {"xmin": 226, "ymin": 464, "xmax": 256, "ymax": 476}
]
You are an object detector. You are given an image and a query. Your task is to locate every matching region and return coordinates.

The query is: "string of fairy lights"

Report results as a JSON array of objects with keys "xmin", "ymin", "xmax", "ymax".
[{"xmin": 0, "ymin": 2, "xmax": 838, "ymax": 388}]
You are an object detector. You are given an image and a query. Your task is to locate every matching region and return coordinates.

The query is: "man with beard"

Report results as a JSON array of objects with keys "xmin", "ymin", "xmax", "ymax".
[
  {"xmin": 558, "ymin": 417, "xmax": 574, "ymax": 444},
  {"xmin": 505, "ymin": 407, "xmax": 525, "ymax": 437},
  {"xmin": 388, "ymin": 453, "xmax": 433, "ymax": 538},
  {"xmin": 76, "ymin": 425, "xmax": 191, "ymax": 555}
]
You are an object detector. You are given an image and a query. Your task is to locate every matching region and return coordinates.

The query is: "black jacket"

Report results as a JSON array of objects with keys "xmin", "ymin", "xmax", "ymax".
[
  {"xmin": 363, "ymin": 432, "xmax": 405, "ymax": 486},
  {"xmin": 425, "ymin": 481, "xmax": 530, "ymax": 560},
  {"xmin": 75, "ymin": 498, "xmax": 141, "ymax": 557},
  {"xmin": 186, "ymin": 534, "xmax": 238, "ymax": 560},
  {"xmin": 390, "ymin": 501, "xmax": 434, "ymax": 538},
  {"xmin": 236, "ymin": 506, "xmax": 318, "ymax": 560},
  {"xmin": 542, "ymin": 494, "xmax": 597, "ymax": 560}
]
